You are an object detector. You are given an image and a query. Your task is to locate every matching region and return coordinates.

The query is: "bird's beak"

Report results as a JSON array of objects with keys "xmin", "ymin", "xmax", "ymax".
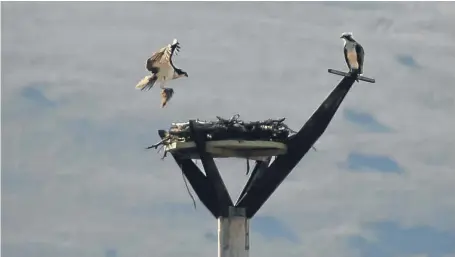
[{"xmin": 185, "ymin": 73, "xmax": 189, "ymax": 77}]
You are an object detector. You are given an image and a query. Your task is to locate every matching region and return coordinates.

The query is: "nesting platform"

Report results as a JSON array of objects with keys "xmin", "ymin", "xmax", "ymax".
[
  {"xmin": 165, "ymin": 139, "xmax": 287, "ymax": 160},
  {"xmin": 148, "ymin": 115, "xmax": 295, "ymax": 160}
]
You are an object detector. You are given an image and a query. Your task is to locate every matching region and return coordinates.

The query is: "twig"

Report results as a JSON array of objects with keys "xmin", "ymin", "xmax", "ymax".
[{"xmin": 145, "ymin": 138, "xmax": 168, "ymax": 149}]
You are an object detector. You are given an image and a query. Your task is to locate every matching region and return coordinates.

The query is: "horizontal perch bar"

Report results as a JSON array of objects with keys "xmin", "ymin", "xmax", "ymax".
[{"xmin": 328, "ymin": 69, "xmax": 375, "ymax": 83}]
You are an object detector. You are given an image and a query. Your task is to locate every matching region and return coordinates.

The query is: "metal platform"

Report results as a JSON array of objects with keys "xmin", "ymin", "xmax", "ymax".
[
  {"xmin": 165, "ymin": 140, "xmax": 287, "ymax": 160},
  {"xmin": 156, "ymin": 71, "xmax": 362, "ymax": 257}
]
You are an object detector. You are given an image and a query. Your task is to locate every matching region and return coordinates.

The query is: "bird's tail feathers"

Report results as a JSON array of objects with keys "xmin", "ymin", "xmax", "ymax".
[
  {"xmin": 135, "ymin": 75, "xmax": 157, "ymax": 91},
  {"xmin": 350, "ymin": 68, "xmax": 360, "ymax": 82}
]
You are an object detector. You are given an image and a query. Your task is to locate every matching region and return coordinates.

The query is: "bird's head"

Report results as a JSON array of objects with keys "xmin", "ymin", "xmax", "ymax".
[
  {"xmin": 340, "ymin": 32, "xmax": 354, "ymax": 42},
  {"xmin": 175, "ymin": 69, "xmax": 188, "ymax": 78}
]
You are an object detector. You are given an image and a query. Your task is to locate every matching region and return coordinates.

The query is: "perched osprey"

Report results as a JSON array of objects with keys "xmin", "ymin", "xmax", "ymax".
[
  {"xmin": 340, "ymin": 32, "xmax": 364, "ymax": 81},
  {"xmin": 135, "ymin": 38, "xmax": 188, "ymax": 108}
]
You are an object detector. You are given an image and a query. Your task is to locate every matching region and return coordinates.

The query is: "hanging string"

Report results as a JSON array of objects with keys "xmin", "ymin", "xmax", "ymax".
[{"xmin": 180, "ymin": 164, "xmax": 197, "ymax": 210}]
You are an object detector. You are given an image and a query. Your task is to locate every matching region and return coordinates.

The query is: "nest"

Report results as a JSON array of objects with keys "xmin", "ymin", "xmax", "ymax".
[{"xmin": 147, "ymin": 114, "xmax": 297, "ymax": 158}]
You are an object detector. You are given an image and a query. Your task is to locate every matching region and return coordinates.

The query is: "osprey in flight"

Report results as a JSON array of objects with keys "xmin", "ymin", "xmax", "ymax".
[
  {"xmin": 135, "ymin": 38, "xmax": 188, "ymax": 108},
  {"xmin": 340, "ymin": 32, "xmax": 365, "ymax": 82}
]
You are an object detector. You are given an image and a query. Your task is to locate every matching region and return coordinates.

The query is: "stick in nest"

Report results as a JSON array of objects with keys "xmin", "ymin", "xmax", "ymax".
[{"xmin": 145, "ymin": 138, "xmax": 169, "ymax": 159}]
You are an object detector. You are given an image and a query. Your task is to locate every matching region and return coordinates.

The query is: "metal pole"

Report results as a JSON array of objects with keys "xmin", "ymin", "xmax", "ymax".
[
  {"xmin": 218, "ymin": 207, "xmax": 249, "ymax": 257},
  {"xmin": 158, "ymin": 72, "xmax": 368, "ymax": 257}
]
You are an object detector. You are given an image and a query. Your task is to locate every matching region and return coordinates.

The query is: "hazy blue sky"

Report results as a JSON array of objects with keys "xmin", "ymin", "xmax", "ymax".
[{"xmin": 2, "ymin": 2, "xmax": 455, "ymax": 257}]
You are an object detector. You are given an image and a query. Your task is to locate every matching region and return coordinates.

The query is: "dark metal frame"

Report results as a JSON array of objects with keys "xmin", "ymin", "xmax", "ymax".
[{"xmin": 158, "ymin": 73, "xmax": 361, "ymax": 219}]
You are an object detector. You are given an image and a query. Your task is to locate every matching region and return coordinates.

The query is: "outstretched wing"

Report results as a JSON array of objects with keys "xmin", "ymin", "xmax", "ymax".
[
  {"xmin": 146, "ymin": 39, "xmax": 181, "ymax": 73},
  {"xmin": 168, "ymin": 39, "xmax": 181, "ymax": 69},
  {"xmin": 355, "ymin": 43, "xmax": 365, "ymax": 74}
]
